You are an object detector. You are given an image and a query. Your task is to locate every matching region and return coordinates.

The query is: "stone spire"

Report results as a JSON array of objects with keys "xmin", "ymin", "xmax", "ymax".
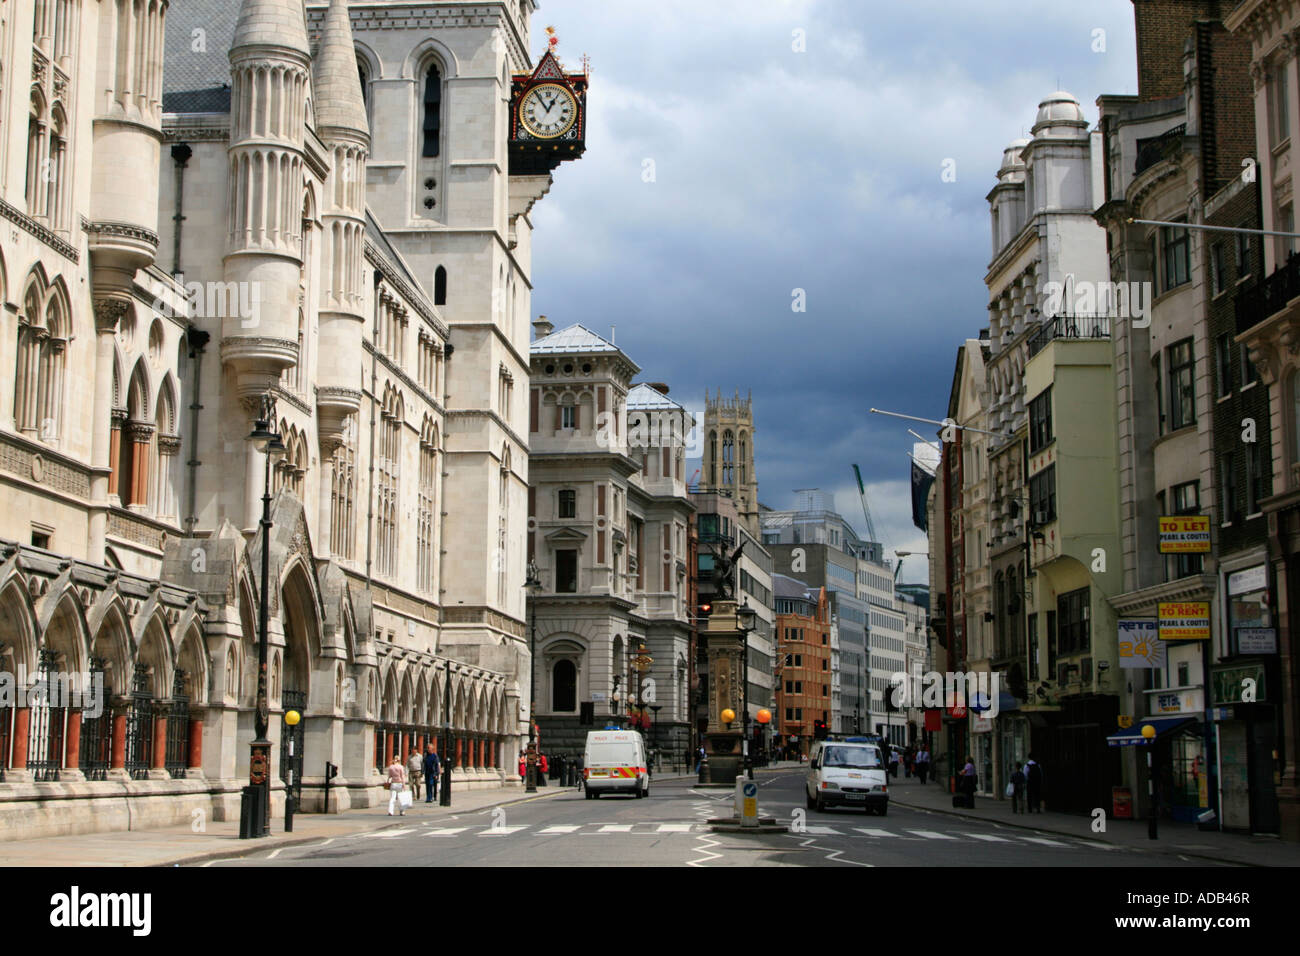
[
  {"xmin": 232, "ymin": 0, "xmax": 310, "ymax": 58},
  {"xmin": 313, "ymin": 0, "xmax": 369, "ymax": 138}
]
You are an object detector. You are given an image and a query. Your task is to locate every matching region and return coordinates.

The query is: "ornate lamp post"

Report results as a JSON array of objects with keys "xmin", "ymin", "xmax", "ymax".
[
  {"xmin": 736, "ymin": 600, "xmax": 758, "ymax": 779},
  {"xmin": 239, "ymin": 395, "xmax": 285, "ymax": 839},
  {"xmin": 524, "ymin": 560, "xmax": 543, "ymax": 793},
  {"xmin": 440, "ymin": 657, "xmax": 452, "ymax": 806},
  {"xmin": 1142, "ymin": 723, "xmax": 1158, "ymax": 839}
]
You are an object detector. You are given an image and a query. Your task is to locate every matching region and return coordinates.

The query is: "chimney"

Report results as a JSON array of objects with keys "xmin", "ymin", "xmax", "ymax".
[{"xmin": 532, "ymin": 315, "xmax": 553, "ymax": 339}]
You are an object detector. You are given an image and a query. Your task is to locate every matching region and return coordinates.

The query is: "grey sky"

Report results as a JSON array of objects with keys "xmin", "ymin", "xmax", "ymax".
[{"xmin": 528, "ymin": 1, "xmax": 1139, "ymax": 581}]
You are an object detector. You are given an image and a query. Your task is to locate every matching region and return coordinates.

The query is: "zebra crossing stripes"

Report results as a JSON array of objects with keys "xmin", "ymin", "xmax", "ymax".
[
  {"xmin": 1018, "ymin": 836, "xmax": 1070, "ymax": 846},
  {"xmin": 905, "ymin": 829, "xmax": 958, "ymax": 840},
  {"xmin": 964, "ymin": 833, "xmax": 1013, "ymax": 842},
  {"xmin": 537, "ymin": 825, "xmax": 582, "ymax": 834},
  {"xmin": 425, "ymin": 827, "xmax": 469, "ymax": 837}
]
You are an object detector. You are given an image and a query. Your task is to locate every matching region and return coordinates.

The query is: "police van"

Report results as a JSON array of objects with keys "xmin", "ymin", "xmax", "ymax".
[
  {"xmin": 583, "ymin": 730, "xmax": 650, "ymax": 799},
  {"xmin": 805, "ymin": 736, "xmax": 888, "ymax": 815}
]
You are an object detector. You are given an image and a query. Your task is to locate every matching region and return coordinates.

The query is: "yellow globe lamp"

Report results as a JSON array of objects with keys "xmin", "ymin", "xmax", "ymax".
[
  {"xmin": 721, "ymin": 708, "xmax": 736, "ymax": 725},
  {"xmin": 756, "ymin": 708, "xmax": 772, "ymax": 725},
  {"xmin": 1141, "ymin": 724, "xmax": 1155, "ymax": 741},
  {"xmin": 285, "ymin": 710, "xmax": 301, "ymax": 727}
]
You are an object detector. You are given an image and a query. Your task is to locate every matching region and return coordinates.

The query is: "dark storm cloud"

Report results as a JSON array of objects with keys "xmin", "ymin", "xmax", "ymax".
[{"xmin": 529, "ymin": 0, "xmax": 1137, "ymax": 577}]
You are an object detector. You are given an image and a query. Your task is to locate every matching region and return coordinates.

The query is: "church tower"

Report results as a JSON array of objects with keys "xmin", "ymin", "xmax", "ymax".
[{"xmin": 701, "ymin": 389, "xmax": 759, "ymax": 536}]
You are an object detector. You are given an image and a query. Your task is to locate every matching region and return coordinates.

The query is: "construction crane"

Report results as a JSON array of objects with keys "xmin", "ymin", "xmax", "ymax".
[{"xmin": 852, "ymin": 463, "xmax": 882, "ymax": 551}]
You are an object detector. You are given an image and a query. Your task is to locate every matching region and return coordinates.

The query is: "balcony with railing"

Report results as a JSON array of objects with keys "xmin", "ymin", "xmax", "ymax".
[
  {"xmin": 1134, "ymin": 124, "xmax": 1186, "ymax": 178},
  {"xmin": 1026, "ymin": 314, "xmax": 1112, "ymax": 358},
  {"xmin": 1236, "ymin": 252, "xmax": 1300, "ymax": 336}
]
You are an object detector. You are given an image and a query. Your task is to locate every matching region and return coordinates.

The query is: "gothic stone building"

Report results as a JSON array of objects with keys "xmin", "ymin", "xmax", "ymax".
[{"xmin": 0, "ymin": 0, "xmax": 584, "ymax": 838}]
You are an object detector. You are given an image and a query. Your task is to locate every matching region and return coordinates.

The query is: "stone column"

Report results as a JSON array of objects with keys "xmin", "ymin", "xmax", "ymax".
[
  {"xmin": 110, "ymin": 701, "xmax": 128, "ymax": 777},
  {"xmin": 703, "ymin": 600, "xmax": 744, "ymax": 784},
  {"xmin": 10, "ymin": 708, "xmax": 30, "ymax": 770},
  {"xmin": 64, "ymin": 710, "xmax": 82, "ymax": 775},
  {"xmin": 150, "ymin": 712, "xmax": 168, "ymax": 778},
  {"xmin": 188, "ymin": 716, "xmax": 204, "ymax": 773},
  {"xmin": 124, "ymin": 421, "xmax": 153, "ymax": 507},
  {"xmin": 108, "ymin": 409, "xmax": 126, "ymax": 498},
  {"xmin": 89, "ymin": 298, "xmax": 128, "ymax": 560}
]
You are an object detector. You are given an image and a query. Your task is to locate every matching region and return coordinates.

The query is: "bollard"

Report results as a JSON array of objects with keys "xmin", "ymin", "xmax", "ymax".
[{"xmin": 285, "ymin": 793, "xmax": 295, "ymax": 833}]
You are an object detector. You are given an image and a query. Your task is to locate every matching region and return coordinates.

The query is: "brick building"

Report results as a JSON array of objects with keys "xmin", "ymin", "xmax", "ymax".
[{"xmin": 773, "ymin": 574, "xmax": 830, "ymax": 758}]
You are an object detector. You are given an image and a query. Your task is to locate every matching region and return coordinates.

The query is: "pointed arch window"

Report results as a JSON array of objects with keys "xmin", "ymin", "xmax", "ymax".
[
  {"xmin": 14, "ymin": 280, "xmax": 68, "ymax": 445},
  {"xmin": 151, "ymin": 381, "xmax": 180, "ymax": 520},
  {"xmin": 722, "ymin": 430, "xmax": 735, "ymax": 485},
  {"xmin": 331, "ymin": 420, "xmax": 357, "ymax": 560},
  {"xmin": 422, "ymin": 63, "xmax": 442, "ymax": 158},
  {"xmin": 417, "ymin": 418, "xmax": 438, "ymax": 593},
  {"xmin": 434, "ymin": 265, "xmax": 447, "ymax": 306}
]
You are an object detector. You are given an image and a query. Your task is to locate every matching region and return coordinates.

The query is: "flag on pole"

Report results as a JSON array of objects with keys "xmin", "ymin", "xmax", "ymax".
[{"xmin": 911, "ymin": 461, "xmax": 934, "ymax": 532}]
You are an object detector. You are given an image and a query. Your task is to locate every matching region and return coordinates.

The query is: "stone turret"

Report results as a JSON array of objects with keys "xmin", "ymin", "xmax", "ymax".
[
  {"xmin": 223, "ymin": 0, "xmax": 312, "ymax": 528},
  {"xmin": 312, "ymin": 0, "xmax": 370, "ymax": 459},
  {"xmin": 221, "ymin": 0, "xmax": 311, "ymax": 407}
]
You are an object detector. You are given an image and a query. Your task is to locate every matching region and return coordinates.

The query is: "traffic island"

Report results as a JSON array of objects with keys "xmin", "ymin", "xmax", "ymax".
[
  {"xmin": 707, "ymin": 815, "xmax": 788, "ymax": 834},
  {"xmin": 706, "ymin": 778, "xmax": 788, "ymax": 832}
]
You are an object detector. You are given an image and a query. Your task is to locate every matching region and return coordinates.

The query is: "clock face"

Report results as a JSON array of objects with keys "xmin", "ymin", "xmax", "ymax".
[{"xmin": 519, "ymin": 83, "xmax": 578, "ymax": 139}]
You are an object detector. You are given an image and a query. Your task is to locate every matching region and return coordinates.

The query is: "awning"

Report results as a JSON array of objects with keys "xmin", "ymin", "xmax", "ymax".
[
  {"xmin": 1106, "ymin": 714, "xmax": 1196, "ymax": 747},
  {"xmin": 969, "ymin": 690, "xmax": 1019, "ymax": 715}
]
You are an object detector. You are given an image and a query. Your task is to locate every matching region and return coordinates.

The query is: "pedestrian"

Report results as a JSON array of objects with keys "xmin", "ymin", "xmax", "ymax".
[
  {"xmin": 518, "ymin": 752, "xmax": 527, "ymax": 780},
  {"xmin": 423, "ymin": 744, "xmax": 441, "ymax": 803},
  {"xmin": 537, "ymin": 752, "xmax": 549, "ymax": 787},
  {"xmin": 386, "ymin": 753, "xmax": 408, "ymax": 816},
  {"xmin": 960, "ymin": 754, "xmax": 977, "ymax": 807},
  {"xmin": 888, "ymin": 747, "xmax": 900, "ymax": 778},
  {"xmin": 916, "ymin": 746, "xmax": 930, "ymax": 784},
  {"xmin": 406, "ymin": 743, "xmax": 424, "ymax": 804},
  {"xmin": 695, "ymin": 745, "xmax": 705, "ymax": 773},
  {"xmin": 1009, "ymin": 761, "xmax": 1026, "ymax": 813},
  {"xmin": 1024, "ymin": 753, "xmax": 1044, "ymax": 813}
]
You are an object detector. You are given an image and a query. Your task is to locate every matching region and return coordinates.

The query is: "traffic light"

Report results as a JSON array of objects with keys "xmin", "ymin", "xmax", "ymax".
[
  {"xmin": 813, "ymin": 719, "xmax": 828, "ymax": 741},
  {"xmin": 696, "ymin": 602, "xmax": 712, "ymax": 622}
]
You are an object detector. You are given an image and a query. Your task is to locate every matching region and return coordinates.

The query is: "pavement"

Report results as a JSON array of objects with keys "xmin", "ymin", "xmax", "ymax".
[
  {"xmin": 886, "ymin": 772, "xmax": 1300, "ymax": 866},
  {"xmin": 0, "ymin": 763, "xmax": 717, "ymax": 868}
]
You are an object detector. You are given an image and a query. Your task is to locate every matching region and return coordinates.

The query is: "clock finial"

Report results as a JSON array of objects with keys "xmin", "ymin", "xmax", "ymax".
[{"xmin": 545, "ymin": 25, "xmax": 558, "ymax": 51}]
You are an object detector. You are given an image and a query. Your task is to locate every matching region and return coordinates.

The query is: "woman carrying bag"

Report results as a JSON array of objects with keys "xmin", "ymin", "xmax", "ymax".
[{"xmin": 386, "ymin": 755, "xmax": 410, "ymax": 816}]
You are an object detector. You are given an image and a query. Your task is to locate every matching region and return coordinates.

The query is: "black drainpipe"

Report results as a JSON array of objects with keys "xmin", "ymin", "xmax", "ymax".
[
  {"xmin": 184, "ymin": 327, "xmax": 209, "ymax": 533},
  {"xmin": 170, "ymin": 143, "xmax": 192, "ymax": 277}
]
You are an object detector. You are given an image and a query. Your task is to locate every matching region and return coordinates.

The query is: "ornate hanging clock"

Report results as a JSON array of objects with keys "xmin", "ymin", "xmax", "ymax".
[{"xmin": 509, "ymin": 32, "xmax": 588, "ymax": 175}]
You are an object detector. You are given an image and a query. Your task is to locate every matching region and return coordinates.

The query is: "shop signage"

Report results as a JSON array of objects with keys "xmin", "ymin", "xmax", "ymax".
[
  {"xmin": 1211, "ymin": 664, "xmax": 1266, "ymax": 706},
  {"xmin": 972, "ymin": 715, "xmax": 992, "ymax": 733},
  {"xmin": 1158, "ymin": 601, "xmax": 1210, "ymax": 640},
  {"xmin": 1158, "ymin": 515, "xmax": 1211, "ymax": 554},
  {"xmin": 1117, "ymin": 715, "xmax": 1133, "ymax": 728},
  {"xmin": 1150, "ymin": 690, "xmax": 1192, "ymax": 714},
  {"xmin": 1118, "ymin": 619, "xmax": 1165, "ymax": 667},
  {"xmin": 1235, "ymin": 627, "xmax": 1277, "ymax": 655},
  {"xmin": 1227, "ymin": 565, "xmax": 1267, "ymax": 595}
]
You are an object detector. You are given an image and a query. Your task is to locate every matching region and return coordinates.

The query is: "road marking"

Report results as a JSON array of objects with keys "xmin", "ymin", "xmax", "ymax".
[
  {"xmin": 425, "ymin": 827, "xmax": 469, "ymax": 837},
  {"xmin": 1019, "ymin": 836, "xmax": 1069, "ymax": 846},
  {"xmin": 797, "ymin": 836, "xmax": 874, "ymax": 867},
  {"xmin": 538, "ymin": 825, "xmax": 582, "ymax": 834},
  {"xmin": 906, "ymin": 829, "xmax": 958, "ymax": 840},
  {"xmin": 657, "ymin": 824, "xmax": 695, "ymax": 832},
  {"xmin": 802, "ymin": 825, "xmax": 840, "ymax": 835},
  {"xmin": 598, "ymin": 824, "xmax": 634, "ymax": 833},
  {"xmin": 479, "ymin": 826, "xmax": 528, "ymax": 836},
  {"xmin": 267, "ymin": 848, "xmax": 286, "ymax": 859},
  {"xmin": 964, "ymin": 833, "xmax": 1013, "ymax": 842},
  {"xmin": 370, "ymin": 827, "xmax": 421, "ymax": 838},
  {"xmin": 852, "ymin": 828, "xmax": 899, "ymax": 838}
]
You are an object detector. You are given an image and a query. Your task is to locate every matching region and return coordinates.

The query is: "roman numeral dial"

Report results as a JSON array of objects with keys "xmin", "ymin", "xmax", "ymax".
[{"xmin": 519, "ymin": 83, "xmax": 578, "ymax": 139}]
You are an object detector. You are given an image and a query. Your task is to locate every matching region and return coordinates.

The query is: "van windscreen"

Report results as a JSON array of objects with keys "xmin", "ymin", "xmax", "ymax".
[{"xmin": 821, "ymin": 746, "xmax": 880, "ymax": 769}]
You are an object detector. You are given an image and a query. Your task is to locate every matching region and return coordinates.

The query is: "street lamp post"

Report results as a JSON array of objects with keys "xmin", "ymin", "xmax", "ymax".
[
  {"xmin": 649, "ymin": 704, "xmax": 662, "ymax": 769},
  {"xmin": 524, "ymin": 560, "xmax": 543, "ymax": 793},
  {"xmin": 440, "ymin": 657, "xmax": 452, "ymax": 806},
  {"xmin": 239, "ymin": 395, "xmax": 285, "ymax": 840}
]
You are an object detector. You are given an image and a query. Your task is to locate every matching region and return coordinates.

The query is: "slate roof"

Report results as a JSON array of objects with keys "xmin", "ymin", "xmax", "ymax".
[
  {"xmin": 530, "ymin": 324, "xmax": 623, "ymax": 355},
  {"xmin": 626, "ymin": 383, "xmax": 684, "ymax": 411},
  {"xmin": 163, "ymin": 0, "xmax": 241, "ymax": 113}
]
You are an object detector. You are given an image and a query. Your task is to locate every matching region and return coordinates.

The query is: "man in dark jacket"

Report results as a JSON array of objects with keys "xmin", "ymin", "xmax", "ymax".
[
  {"xmin": 1024, "ymin": 753, "xmax": 1044, "ymax": 813},
  {"xmin": 423, "ymin": 745, "xmax": 441, "ymax": 803}
]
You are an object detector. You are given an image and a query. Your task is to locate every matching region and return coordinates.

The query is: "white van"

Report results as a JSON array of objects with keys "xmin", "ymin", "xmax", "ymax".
[
  {"xmin": 805, "ymin": 737, "xmax": 888, "ymax": 814},
  {"xmin": 583, "ymin": 730, "xmax": 649, "ymax": 799}
]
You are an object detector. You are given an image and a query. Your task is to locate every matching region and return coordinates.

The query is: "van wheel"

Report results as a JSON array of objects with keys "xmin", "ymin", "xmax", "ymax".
[
  {"xmin": 585, "ymin": 789, "xmax": 594, "ymax": 800},
  {"xmin": 814, "ymin": 793, "xmax": 825, "ymax": 812},
  {"xmin": 876, "ymin": 804, "xmax": 888, "ymax": 817},
  {"xmin": 805, "ymin": 789, "xmax": 816, "ymax": 810}
]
